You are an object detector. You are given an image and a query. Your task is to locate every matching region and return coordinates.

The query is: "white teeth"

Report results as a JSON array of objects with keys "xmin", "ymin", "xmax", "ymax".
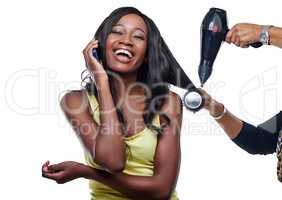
[{"xmin": 114, "ymin": 49, "xmax": 133, "ymax": 58}]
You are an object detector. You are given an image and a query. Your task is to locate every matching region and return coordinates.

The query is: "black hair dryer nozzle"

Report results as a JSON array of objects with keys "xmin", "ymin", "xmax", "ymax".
[{"xmin": 183, "ymin": 88, "xmax": 205, "ymax": 113}]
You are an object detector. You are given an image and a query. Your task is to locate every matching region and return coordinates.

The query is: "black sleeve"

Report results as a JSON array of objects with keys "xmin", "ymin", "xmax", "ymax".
[{"xmin": 232, "ymin": 111, "xmax": 282, "ymax": 155}]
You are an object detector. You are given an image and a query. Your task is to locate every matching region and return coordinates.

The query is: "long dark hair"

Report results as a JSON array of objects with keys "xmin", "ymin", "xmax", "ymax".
[{"xmin": 82, "ymin": 7, "xmax": 194, "ymax": 133}]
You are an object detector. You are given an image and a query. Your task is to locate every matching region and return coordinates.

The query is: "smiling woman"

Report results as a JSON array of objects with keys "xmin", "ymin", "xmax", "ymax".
[
  {"xmin": 42, "ymin": 6, "xmax": 193, "ymax": 200},
  {"xmin": 106, "ymin": 14, "xmax": 148, "ymax": 73}
]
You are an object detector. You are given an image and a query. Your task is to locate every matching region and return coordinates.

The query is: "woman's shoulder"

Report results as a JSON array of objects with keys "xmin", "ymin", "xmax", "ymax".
[
  {"xmin": 157, "ymin": 90, "xmax": 183, "ymax": 129},
  {"xmin": 167, "ymin": 90, "xmax": 181, "ymax": 101},
  {"xmin": 161, "ymin": 90, "xmax": 182, "ymax": 113},
  {"xmin": 60, "ymin": 89, "xmax": 89, "ymax": 112}
]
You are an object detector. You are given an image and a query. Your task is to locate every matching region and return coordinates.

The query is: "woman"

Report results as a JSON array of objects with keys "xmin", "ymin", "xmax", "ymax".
[
  {"xmin": 42, "ymin": 7, "xmax": 192, "ymax": 200},
  {"xmin": 200, "ymin": 22, "xmax": 282, "ymax": 182}
]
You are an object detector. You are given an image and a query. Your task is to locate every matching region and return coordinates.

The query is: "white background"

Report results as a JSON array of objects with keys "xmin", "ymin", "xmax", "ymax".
[{"xmin": 1, "ymin": 0, "xmax": 281, "ymax": 199}]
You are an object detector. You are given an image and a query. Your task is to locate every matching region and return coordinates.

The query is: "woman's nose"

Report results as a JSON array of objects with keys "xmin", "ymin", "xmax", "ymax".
[{"xmin": 119, "ymin": 34, "xmax": 133, "ymax": 47}]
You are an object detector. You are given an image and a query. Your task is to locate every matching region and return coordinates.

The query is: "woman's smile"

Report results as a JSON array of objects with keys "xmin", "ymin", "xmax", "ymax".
[{"xmin": 112, "ymin": 47, "xmax": 134, "ymax": 63}]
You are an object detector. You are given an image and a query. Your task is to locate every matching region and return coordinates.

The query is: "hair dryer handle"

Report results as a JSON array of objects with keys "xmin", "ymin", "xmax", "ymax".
[{"xmin": 249, "ymin": 42, "xmax": 263, "ymax": 48}]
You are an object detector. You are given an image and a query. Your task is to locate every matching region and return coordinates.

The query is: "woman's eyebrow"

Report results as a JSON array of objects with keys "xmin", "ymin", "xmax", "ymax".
[{"xmin": 114, "ymin": 23, "xmax": 146, "ymax": 34}]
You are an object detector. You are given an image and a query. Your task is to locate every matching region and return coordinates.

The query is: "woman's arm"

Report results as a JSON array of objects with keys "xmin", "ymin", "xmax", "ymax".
[
  {"xmin": 45, "ymin": 91, "xmax": 182, "ymax": 200},
  {"xmin": 200, "ymin": 89, "xmax": 280, "ymax": 155},
  {"xmin": 61, "ymin": 89, "xmax": 125, "ymax": 172},
  {"xmin": 60, "ymin": 39, "xmax": 126, "ymax": 172},
  {"xmin": 269, "ymin": 26, "xmax": 282, "ymax": 48},
  {"xmin": 85, "ymin": 91, "xmax": 182, "ymax": 200},
  {"xmin": 226, "ymin": 23, "xmax": 282, "ymax": 48}
]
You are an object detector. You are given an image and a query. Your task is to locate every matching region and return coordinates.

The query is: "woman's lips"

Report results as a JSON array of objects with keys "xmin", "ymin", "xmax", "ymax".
[
  {"xmin": 113, "ymin": 52, "xmax": 133, "ymax": 63},
  {"xmin": 114, "ymin": 49, "xmax": 133, "ymax": 58}
]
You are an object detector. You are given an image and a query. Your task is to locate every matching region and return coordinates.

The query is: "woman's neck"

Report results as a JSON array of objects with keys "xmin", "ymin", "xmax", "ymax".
[
  {"xmin": 113, "ymin": 72, "xmax": 137, "ymax": 97},
  {"xmin": 112, "ymin": 72, "xmax": 145, "ymax": 105}
]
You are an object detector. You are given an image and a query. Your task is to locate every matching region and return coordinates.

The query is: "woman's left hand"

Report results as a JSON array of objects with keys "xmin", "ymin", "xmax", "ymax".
[{"xmin": 42, "ymin": 160, "xmax": 86, "ymax": 184}]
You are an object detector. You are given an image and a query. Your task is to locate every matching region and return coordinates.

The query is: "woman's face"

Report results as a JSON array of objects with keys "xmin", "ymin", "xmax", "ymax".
[{"xmin": 105, "ymin": 14, "xmax": 148, "ymax": 74}]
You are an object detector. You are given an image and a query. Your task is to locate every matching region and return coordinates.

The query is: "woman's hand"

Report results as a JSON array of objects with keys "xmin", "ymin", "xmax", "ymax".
[
  {"xmin": 225, "ymin": 23, "xmax": 261, "ymax": 48},
  {"xmin": 198, "ymin": 88, "xmax": 214, "ymax": 110},
  {"xmin": 198, "ymin": 88, "xmax": 224, "ymax": 117},
  {"xmin": 42, "ymin": 160, "xmax": 87, "ymax": 184},
  {"xmin": 83, "ymin": 39, "xmax": 108, "ymax": 84}
]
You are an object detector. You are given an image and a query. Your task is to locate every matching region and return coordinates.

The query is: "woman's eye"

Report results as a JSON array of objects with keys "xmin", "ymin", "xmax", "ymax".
[
  {"xmin": 133, "ymin": 34, "xmax": 145, "ymax": 40},
  {"xmin": 111, "ymin": 30, "xmax": 122, "ymax": 35},
  {"xmin": 135, "ymin": 36, "xmax": 144, "ymax": 40}
]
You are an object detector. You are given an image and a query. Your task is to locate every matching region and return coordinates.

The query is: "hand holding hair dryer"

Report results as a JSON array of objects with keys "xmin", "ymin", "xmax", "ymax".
[{"xmin": 184, "ymin": 7, "xmax": 262, "ymax": 112}]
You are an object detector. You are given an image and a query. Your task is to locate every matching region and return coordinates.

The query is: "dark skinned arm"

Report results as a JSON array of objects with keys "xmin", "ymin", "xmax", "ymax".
[
  {"xmin": 60, "ymin": 89, "xmax": 125, "ymax": 172},
  {"xmin": 59, "ymin": 39, "xmax": 126, "ymax": 172},
  {"xmin": 82, "ymin": 92, "xmax": 182, "ymax": 200},
  {"xmin": 46, "ymin": 91, "xmax": 182, "ymax": 200}
]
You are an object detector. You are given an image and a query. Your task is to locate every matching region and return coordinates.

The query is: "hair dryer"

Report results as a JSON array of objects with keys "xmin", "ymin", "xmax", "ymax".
[
  {"xmin": 183, "ymin": 8, "xmax": 262, "ymax": 112},
  {"xmin": 198, "ymin": 8, "xmax": 262, "ymax": 87}
]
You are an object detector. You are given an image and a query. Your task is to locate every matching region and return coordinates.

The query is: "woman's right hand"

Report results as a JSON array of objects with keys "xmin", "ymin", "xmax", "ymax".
[
  {"xmin": 198, "ymin": 88, "xmax": 224, "ymax": 117},
  {"xmin": 42, "ymin": 160, "xmax": 88, "ymax": 184},
  {"xmin": 225, "ymin": 23, "xmax": 261, "ymax": 48},
  {"xmin": 198, "ymin": 88, "xmax": 213, "ymax": 111},
  {"xmin": 83, "ymin": 39, "xmax": 108, "ymax": 84}
]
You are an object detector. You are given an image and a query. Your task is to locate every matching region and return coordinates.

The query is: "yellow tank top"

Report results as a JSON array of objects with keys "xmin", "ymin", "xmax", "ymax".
[{"xmin": 84, "ymin": 91, "xmax": 179, "ymax": 200}]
